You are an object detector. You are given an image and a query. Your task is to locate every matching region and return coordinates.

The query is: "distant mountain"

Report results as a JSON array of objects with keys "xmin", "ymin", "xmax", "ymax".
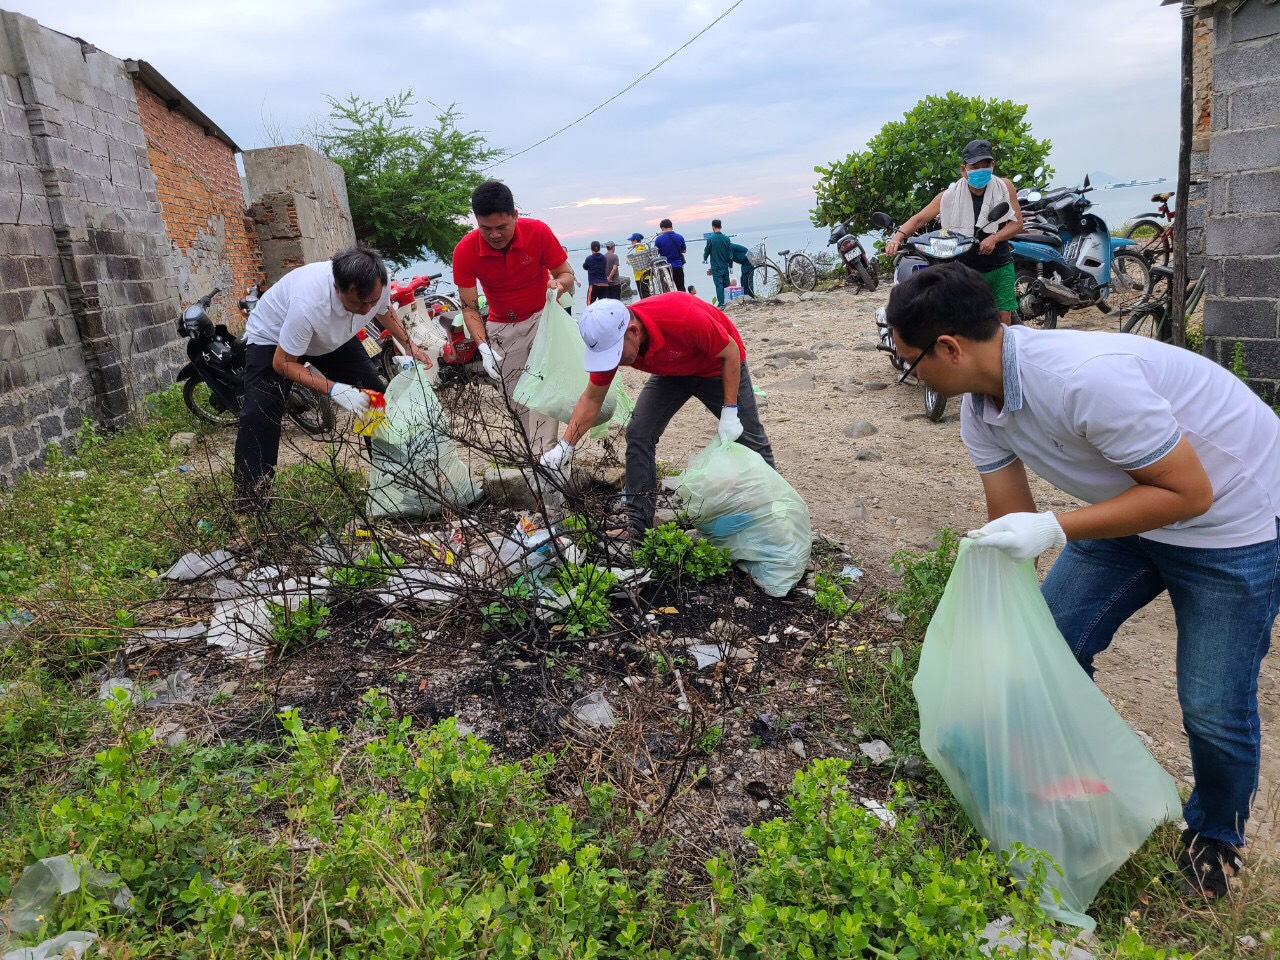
[{"xmin": 1088, "ymin": 170, "xmax": 1122, "ymax": 184}]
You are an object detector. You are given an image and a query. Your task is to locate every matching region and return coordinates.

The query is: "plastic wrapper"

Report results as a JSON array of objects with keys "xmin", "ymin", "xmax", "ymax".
[
  {"xmin": 675, "ymin": 437, "xmax": 811, "ymax": 596},
  {"xmin": 913, "ymin": 539, "xmax": 1182, "ymax": 930},
  {"xmin": 367, "ymin": 366, "xmax": 482, "ymax": 518}
]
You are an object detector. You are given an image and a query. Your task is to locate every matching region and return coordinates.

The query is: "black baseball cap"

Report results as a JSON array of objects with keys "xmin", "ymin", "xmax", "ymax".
[{"xmin": 962, "ymin": 139, "xmax": 994, "ymax": 163}]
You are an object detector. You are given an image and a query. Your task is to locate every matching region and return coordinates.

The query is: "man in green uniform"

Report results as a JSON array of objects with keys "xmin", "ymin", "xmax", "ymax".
[{"xmin": 703, "ymin": 219, "xmax": 733, "ymax": 306}]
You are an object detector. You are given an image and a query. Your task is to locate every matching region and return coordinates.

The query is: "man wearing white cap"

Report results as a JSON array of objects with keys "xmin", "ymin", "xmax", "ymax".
[{"xmin": 540, "ymin": 292, "xmax": 775, "ymax": 536}]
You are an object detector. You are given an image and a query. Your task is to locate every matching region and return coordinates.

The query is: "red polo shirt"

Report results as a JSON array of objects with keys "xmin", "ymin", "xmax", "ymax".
[
  {"xmin": 452, "ymin": 217, "xmax": 566, "ymax": 323},
  {"xmin": 589, "ymin": 292, "xmax": 747, "ymax": 385}
]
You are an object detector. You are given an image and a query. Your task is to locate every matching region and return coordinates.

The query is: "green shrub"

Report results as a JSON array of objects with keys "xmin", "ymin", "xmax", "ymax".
[
  {"xmin": 814, "ymin": 572, "xmax": 858, "ymax": 620},
  {"xmin": 886, "ymin": 527, "xmax": 961, "ymax": 635},
  {"xmin": 332, "ymin": 543, "xmax": 402, "ymax": 589},
  {"xmin": 552, "ymin": 563, "xmax": 618, "ymax": 637},
  {"xmin": 267, "ymin": 598, "xmax": 330, "ymax": 651},
  {"xmin": 634, "ymin": 523, "xmax": 732, "ymax": 583}
]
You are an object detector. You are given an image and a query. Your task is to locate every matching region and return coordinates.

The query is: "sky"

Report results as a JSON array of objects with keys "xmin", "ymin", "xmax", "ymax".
[{"xmin": 16, "ymin": 0, "xmax": 1183, "ymax": 249}]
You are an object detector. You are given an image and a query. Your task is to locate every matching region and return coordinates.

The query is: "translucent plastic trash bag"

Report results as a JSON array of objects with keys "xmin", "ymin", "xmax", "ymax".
[
  {"xmin": 367, "ymin": 365, "xmax": 482, "ymax": 518},
  {"xmin": 913, "ymin": 539, "xmax": 1181, "ymax": 930},
  {"xmin": 513, "ymin": 291, "xmax": 632, "ymax": 434},
  {"xmin": 675, "ymin": 437, "xmax": 811, "ymax": 597}
]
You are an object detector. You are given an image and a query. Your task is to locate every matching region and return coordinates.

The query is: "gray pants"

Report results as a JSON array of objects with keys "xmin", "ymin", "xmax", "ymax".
[
  {"xmin": 487, "ymin": 313, "xmax": 560, "ymax": 458},
  {"xmin": 625, "ymin": 362, "xmax": 775, "ymax": 532}
]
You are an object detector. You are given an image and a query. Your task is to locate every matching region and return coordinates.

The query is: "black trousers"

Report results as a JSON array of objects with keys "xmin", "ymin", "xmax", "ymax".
[
  {"xmin": 671, "ymin": 265, "xmax": 686, "ymax": 292},
  {"xmin": 233, "ymin": 337, "xmax": 382, "ymax": 498},
  {"xmin": 624, "ymin": 362, "xmax": 774, "ymax": 532}
]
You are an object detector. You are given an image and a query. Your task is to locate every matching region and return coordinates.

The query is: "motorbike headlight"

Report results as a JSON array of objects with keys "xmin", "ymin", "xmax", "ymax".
[{"xmin": 928, "ymin": 238, "xmax": 959, "ymax": 258}]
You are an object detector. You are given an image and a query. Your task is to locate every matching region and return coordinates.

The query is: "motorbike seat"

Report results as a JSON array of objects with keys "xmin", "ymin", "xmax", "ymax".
[
  {"xmin": 1151, "ymin": 192, "xmax": 1172, "ymax": 203},
  {"xmin": 1013, "ymin": 232, "xmax": 1063, "ymax": 246}
]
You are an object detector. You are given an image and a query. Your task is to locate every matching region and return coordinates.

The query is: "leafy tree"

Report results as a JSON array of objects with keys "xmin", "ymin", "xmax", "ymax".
[
  {"xmin": 811, "ymin": 91, "xmax": 1053, "ymax": 237},
  {"xmin": 317, "ymin": 90, "xmax": 502, "ymax": 268}
]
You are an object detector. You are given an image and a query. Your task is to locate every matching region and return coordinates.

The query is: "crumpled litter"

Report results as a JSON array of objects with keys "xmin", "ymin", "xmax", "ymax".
[
  {"xmin": 378, "ymin": 568, "xmax": 464, "ymax": 606},
  {"xmin": 859, "ymin": 739, "xmax": 893, "ymax": 764},
  {"xmin": 161, "ymin": 550, "xmax": 235, "ymax": 581},
  {"xmin": 98, "ymin": 670, "xmax": 194, "ymax": 707},
  {"xmin": 2, "ymin": 931, "xmax": 98, "ymax": 960},
  {"xmin": 2, "ymin": 854, "xmax": 131, "ymax": 935},
  {"xmin": 128, "ymin": 622, "xmax": 206, "ymax": 652},
  {"xmin": 206, "ymin": 598, "xmax": 272, "ymax": 662},
  {"xmin": 571, "ymin": 691, "xmax": 616, "ymax": 729}
]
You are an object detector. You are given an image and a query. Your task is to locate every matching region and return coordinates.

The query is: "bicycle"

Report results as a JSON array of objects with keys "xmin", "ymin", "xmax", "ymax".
[
  {"xmin": 748, "ymin": 240, "xmax": 818, "ymax": 298},
  {"xmin": 1124, "ymin": 191, "xmax": 1175, "ymax": 267},
  {"xmin": 625, "ymin": 241, "xmax": 676, "ymax": 297},
  {"xmin": 1120, "ymin": 265, "xmax": 1206, "ymax": 343}
]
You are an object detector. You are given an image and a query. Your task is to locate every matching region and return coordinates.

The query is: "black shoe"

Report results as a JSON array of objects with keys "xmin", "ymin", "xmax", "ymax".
[{"xmin": 1176, "ymin": 828, "xmax": 1243, "ymax": 900}]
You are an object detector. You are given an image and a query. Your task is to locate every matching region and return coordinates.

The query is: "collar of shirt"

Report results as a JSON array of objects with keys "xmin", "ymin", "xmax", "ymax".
[
  {"xmin": 636, "ymin": 313, "xmax": 667, "ymax": 359},
  {"xmin": 327, "ymin": 284, "xmax": 383, "ymax": 323},
  {"xmin": 478, "ymin": 219, "xmax": 529, "ymax": 259},
  {"xmin": 972, "ymin": 326, "xmax": 1024, "ymax": 418}
]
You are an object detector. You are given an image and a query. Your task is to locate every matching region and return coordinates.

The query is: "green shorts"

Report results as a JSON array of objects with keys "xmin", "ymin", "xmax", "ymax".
[{"xmin": 981, "ymin": 262, "xmax": 1018, "ymax": 312}]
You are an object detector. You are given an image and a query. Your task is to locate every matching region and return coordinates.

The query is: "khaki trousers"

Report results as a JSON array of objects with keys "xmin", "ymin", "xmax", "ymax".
[{"xmin": 487, "ymin": 312, "xmax": 560, "ymax": 458}]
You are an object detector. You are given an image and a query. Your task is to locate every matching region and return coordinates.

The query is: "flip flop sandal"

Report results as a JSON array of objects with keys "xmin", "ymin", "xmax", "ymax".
[{"xmin": 1176, "ymin": 828, "xmax": 1243, "ymax": 900}]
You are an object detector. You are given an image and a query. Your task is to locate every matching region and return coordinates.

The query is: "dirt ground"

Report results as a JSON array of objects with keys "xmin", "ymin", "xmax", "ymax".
[{"xmin": 587, "ymin": 284, "xmax": 1280, "ymax": 850}]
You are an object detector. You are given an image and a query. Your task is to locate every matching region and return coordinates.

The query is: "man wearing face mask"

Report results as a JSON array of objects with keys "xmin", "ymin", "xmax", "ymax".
[{"xmin": 884, "ymin": 139, "xmax": 1024, "ymax": 324}]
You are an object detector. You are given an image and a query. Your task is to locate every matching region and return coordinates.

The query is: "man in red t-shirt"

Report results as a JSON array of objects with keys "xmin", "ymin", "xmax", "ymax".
[
  {"xmin": 541, "ymin": 292, "xmax": 775, "ymax": 535},
  {"xmin": 453, "ymin": 180, "xmax": 576, "ymax": 456}
]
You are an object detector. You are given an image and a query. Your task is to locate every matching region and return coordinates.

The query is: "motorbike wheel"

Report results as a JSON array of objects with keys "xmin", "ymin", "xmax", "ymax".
[
  {"xmin": 785, "ymin": 254, "xmax": 818, "ymax": 292},
  {"xmin": 855, "ymin": 257, "xmax": 878, "ymax": 292},
  {"xmin": 1109, "ymin": 251, "xmax": 1153, "ymax": 316},
  {"xmin": 1124, "ymin": 218, "xmax": 1169, "ymax": 266},
  {"xmin": 924, "ymin": 386, "xmax": 947, "ymax": 422},
  {"xmin": 751, "ymin": 263, "xmax": 782, "ymax": 299},
  {"xmin": 1013, "ymin": 267, "xmax": 1061, "ymax": 329},
  {"xmin": 379, "ymin": 341, "xmax": 399, "ymax": 383},
  {"xmin": 286, "ymin": 389, "xmax": 336, "ymax": 436},
  {"xmin": 182, "ymin": 377, "xmax": 239, "ymax": 428}
]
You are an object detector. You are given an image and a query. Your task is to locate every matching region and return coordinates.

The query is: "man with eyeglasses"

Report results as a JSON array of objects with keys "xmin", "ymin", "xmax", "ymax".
[
  {"xmin": 453, "ymin": 180, "xmax": 576, "ymax": 457},
  {"xmin": 886, "ymin": 262, "xmax": 1280, "ymax": 904},
  {"xmin": 234, "ymin": 245, "xmax": 431, "ymax": 503}
]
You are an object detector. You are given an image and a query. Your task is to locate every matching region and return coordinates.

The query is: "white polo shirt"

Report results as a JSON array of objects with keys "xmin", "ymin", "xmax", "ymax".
[
  {"xmin": 244, "ymin": 261, "xmax": 390, "ymax": 358},
  {"xmin": 961, "ymin": 325, "xmax": 1280, "ymax": 549}
]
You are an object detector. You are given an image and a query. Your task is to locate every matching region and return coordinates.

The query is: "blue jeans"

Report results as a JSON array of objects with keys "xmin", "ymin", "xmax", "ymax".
[{"xmin": 1041, "ymin": 521, "xmax": 1280, "ymax": 847}]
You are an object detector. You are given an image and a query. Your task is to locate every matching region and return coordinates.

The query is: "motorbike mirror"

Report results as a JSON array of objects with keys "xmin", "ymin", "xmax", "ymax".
[
  {"xmin": 987, "ymin": 201, "xmax": 1010, "ymax": 221},
  {"xmin": 1082, "ymin": 173, "xmax": 1090, "ymax": 189},
  {"xmin": 1033, "ymin": 165, "xmax": 1045, "ymax": 179},
  {"xmin": 870, "ymin": 212, "xmax": 894, "ymax": 230},
  {"xmin": 1026, "ymin": 191, "xmax": 1042, "ymax": 203},
  {"xmin": 1011, "ymin": 172, "xmax": 1023, "ymax": 184}
]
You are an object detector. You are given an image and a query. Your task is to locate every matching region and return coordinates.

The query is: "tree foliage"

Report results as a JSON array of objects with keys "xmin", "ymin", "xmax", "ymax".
[
  {"xmin": 811, "ymin": 91, "xmax": 1054, "ymax": 237},
  {"xmin": 317, "ymin": 90, "xmax": 502, "ymax": 268}
]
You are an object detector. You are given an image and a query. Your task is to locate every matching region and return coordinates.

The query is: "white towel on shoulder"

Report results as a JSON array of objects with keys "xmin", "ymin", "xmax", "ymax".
[{"xmin": 940, "ymin": 177, "xmax": 1014, "ymax": 237}]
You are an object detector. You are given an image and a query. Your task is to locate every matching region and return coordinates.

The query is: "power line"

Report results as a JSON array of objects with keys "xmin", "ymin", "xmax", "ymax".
[{"xmin": 487, "ymin": 0, "xmax": 747, "ymax": 170}]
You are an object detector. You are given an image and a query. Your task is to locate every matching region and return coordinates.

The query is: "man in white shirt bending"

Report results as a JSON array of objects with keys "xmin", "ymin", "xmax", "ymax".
[
  {"xmin": 234, "ymin": 246, "xmax": 431, "ymax": 503},
  {"xmin": 885, "ymin": 262, "xmax": 1280, "ymax": 902}
]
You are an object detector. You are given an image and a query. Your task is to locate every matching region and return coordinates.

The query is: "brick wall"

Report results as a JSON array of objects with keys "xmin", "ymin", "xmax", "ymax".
[
  {"xmin": 1196, "ymin": 0, "xmax": 1280, "ymax": 400},
  {"xmin": 133, "ymin": 80, "xmax": 261, "ymax": 328},
  {"xmin": 0, "ymin": 11, "xmax": 182, "ymax": 479}
]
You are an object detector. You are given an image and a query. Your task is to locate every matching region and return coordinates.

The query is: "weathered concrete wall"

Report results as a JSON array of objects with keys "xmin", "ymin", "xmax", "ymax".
[
  {"xmin": 1196, "ymin": 0, "xmax": 1280, "ymax": 400},
  {"xmin": 243, "ymin": 145, "xmax": 354, "ymax": 282},
  {"xmin": 133, "ymin": 79, "xmax": 261, "ymax": 329},
  {"xmin": 0, "ymin": 10, "xmax": 182, "ymax": 478}
]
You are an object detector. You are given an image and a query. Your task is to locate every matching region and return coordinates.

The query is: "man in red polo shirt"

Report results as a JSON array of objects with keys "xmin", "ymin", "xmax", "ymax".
[
  {"xmin": 542, "ymin": 292, "xmax": 776, "ymax": 535},
  {"xmin": 453, "ymin": 180, "xmax": 576, "ymax": 456}
]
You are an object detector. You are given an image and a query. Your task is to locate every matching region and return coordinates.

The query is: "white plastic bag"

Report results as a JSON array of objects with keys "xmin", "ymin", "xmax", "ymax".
[
  {"xmin": 914, "ymin": 539, "xmax": 1181, "ymax": 930},
  {"xmin": 367, "ymin": 366, "xmax": 482, "ymax": 518},
  {"xmin": 675, "ymin": 437, "xmax": 811, "ymax": 597}
]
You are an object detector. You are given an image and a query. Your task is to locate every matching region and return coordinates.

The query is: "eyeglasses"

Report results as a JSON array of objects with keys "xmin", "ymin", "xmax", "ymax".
[{"xmin": 897, "ymin": 336, "xmax": 938, "ymax": 384}]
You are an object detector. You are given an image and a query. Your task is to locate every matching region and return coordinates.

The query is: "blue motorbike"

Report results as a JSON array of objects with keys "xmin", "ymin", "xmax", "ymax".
[{"xmin": 1009, "ymin": 174, "xmax": 1150, "ymax": 329}]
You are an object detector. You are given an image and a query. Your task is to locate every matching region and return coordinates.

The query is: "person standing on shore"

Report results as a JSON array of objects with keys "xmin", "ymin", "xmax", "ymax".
[
  {"xmin": 583, "ymin": 241, "xmax": 609, "ymax": 305},
  {"xmin": 604, "ymin": 240, "xmax": 622, "ymax": 300},
  {"xmin": 653, "ymin": 219, "xmax": 688, "ymax": 292},
  {"xmin": 703, "ymin": 219, "xmax": 732, "ymax": 307}
]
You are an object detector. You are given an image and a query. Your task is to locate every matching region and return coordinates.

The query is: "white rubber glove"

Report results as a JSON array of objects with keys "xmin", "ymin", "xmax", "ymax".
[
  {"xmin": 539, "ymin": 438, "xmax": 574, "ymax": 479},
  {"xmin": 478, "ymin": 341, "xmax": 503, "ymax": 381},
  {"xmin": 329, "ymin": 382, "xmax": 370, "ymax": 415},
  {"xmin": 718, "ymin": 404, "xmax": 743, "ymax": 442},
  {"xmin": 967, "ymin": 511, "xmax": 1066, "ymax": 562}
]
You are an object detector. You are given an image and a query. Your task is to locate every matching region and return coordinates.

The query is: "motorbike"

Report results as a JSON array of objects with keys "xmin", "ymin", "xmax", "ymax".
[
  {"xmin": 825, "ymin": 220, "xmax": 878, "ymax": 291},
  {"xmin": 869, "ymin": 202, "xmax": 1011, "ymax": 423},
  {"xmin": 1008, "ymin": 174, "xmax": 1149, "ymax": 329},
  {"xmin": 175, "ymin": 287, "xmax": 334, "ymax": 434},
  {"xmin": 357, "ymin": 296, "xmax": 490, "ymax": 387}
]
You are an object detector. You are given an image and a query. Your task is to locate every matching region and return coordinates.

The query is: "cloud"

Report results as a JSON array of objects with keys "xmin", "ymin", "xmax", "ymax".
[{"xmin": 666, "ymin": 196, "xmax": 762, "ymax": 223}]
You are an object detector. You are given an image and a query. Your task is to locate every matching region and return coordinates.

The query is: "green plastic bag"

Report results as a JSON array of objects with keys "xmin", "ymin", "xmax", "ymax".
[
  {"xmin": 512, "ymin": 291, "xmax": 631, "ymax": 430},
  {"xmin": 675, "ymin": 437, "xmax": 811, "ymax": 597},
  {"xmin": 367, "ymin": 365, "xmax": 482, "ymax": 518},
  {"xmin": 914, "ymin": 539, "xmax": 1181, "ymax": 930}
]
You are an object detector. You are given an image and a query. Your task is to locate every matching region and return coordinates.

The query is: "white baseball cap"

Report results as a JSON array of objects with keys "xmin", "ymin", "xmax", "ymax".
[{"xmin": 578, "ymin": 299, "xmax": 631, "ymax": 372}]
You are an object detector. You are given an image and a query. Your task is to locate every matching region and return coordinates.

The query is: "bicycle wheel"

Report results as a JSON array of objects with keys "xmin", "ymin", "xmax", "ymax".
[
  {"xmin": 1124, "ymin": 218, "xmax": 1170, "ymax": 267},
  {"xmin": 1108, "ymin": 251, "xmax": 1152, "ymax": 316},
  {"xmin": 1121, "ymin": 303, "xmax": 1172, "ymax": 342},
  {"xmin": 651, "ymin": 265, "xmax": 674, "ymax": 295},
  {"xmin": 751, "ymin": 263, "xmax": 782, "ymax": 299},
  {"xmin": 785, "ymin": 253, "xmax": 817, "ymax": 292},
  {"xmin": 183, "ymin": 377, "xmax": 239, "ymax": 428}
]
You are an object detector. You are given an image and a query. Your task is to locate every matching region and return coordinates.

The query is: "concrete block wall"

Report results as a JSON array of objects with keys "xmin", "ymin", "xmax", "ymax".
[
  {"xmin": 1198, "ymin": 0, "xmax": 1280, "ymax": 400},
  {"xmin": 0, "ymin": 11, "xmax": 183, "ymax": 478},
  {"xmin": 243, "ymin": 145, "xmax": 355, "ymax": 282},
  {"xmin": 133, "ymin": 80, "xmax": 262, "ymax": 329}
]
